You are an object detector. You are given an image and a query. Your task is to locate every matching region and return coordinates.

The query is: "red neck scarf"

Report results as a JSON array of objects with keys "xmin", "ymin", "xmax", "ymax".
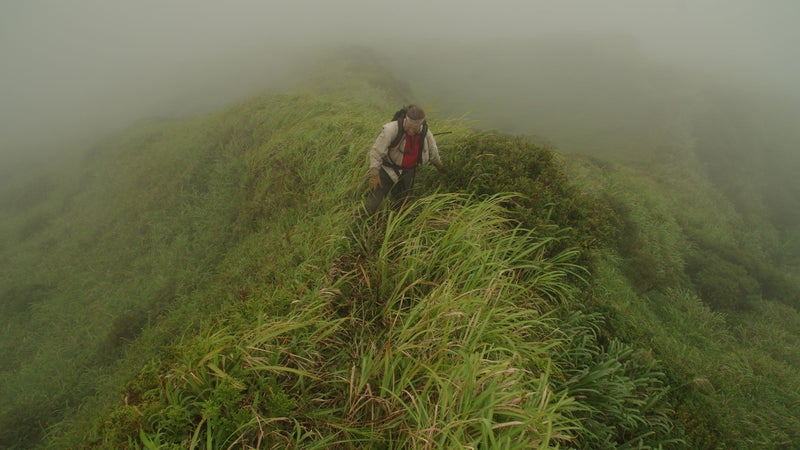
[{"xmin": 401, "ymin": 134, "xmax": 422, "ymax": 169}]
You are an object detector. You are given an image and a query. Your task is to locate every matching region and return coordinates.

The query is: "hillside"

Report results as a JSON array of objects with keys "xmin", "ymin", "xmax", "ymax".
[{"xmin": 1, "ymin": 55, "xmax": 799, "ymax": 448}]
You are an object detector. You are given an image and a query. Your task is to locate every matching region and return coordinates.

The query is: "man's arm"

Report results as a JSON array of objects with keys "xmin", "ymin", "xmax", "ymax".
[
  {"xmin": 369, "ymin": 123, "xmax": 395, "ymax": 175},
  {"xmin": 426, "ymin": 130, "xmax": 445, "ymax": 172}
]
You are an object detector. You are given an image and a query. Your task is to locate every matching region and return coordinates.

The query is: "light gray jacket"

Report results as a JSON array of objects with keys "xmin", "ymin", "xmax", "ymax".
[{"xmin": 369, "ymin": 121, "xmax": 442, "ymax": 183}]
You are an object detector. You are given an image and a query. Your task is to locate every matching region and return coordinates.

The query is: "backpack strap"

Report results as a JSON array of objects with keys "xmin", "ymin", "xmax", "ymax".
[
  {"xmin": 417, "ymin": 122, "xmax": 428, "ymax": 166},
  {"xmin": 384, "ymin": 119, "xmax": 428, "ymax": 169},
  {"xmin": 389, "ymin": 117, "xmax": 427, "ymax": 152},
  {"xmin": 389, "ymin": 116, "xmax": 406, "ymax": 149}
]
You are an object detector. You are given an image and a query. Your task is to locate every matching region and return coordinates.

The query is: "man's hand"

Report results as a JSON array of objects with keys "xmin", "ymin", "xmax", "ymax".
[{"xmin": 368, "ymin": 172, "xmax": 381, "ymax": 191}]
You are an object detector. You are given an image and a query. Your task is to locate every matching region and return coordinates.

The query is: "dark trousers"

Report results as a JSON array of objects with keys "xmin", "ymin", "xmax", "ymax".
[{"xmin": 365, "ymin": 167, "xmax": 416, "ymax": 216}]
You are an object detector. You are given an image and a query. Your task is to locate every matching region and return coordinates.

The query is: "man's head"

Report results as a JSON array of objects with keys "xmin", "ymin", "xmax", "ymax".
[{"xmin": 403, "ymin": 104, "xmax": 425, "ymax": 136}]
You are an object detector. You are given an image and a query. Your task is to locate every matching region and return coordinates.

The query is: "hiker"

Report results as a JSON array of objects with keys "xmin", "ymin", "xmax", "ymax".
[{"xmin": 365, "ymin": 104, "xmax": 445, "ymax": 216}]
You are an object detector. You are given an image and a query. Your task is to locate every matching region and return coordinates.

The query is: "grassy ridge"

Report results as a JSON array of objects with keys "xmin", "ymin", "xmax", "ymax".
[
  {"xmin": 1, "ymin": 56, "xmax": 799, "ymax": 448},
  {"xmin": 72, "ymin": 73, "xmax": 676, "ymax": 446},
  {"xmin": 92, "ymin": 192, "xmax": 677, "ymax": 448},
  {"xmin": 14, "ymin": 60, "xmax": 675, "ymax": 448}
]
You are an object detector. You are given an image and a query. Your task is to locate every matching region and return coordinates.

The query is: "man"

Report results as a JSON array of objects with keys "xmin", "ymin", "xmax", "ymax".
[{"xmin": 365, "ymin": 104, "xmax": 445, "ymax": 216}]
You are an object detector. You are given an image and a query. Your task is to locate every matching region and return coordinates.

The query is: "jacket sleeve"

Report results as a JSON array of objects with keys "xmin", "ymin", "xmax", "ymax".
[
  {"xmin": 369, "ymin": 123, "xmax": 394, "ymax": 175},
  {"xmin": 425, "ymin": 130, "xmax": 442, "ymax": 168}
]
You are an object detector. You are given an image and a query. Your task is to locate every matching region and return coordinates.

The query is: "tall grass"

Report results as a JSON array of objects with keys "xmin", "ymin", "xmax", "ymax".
[
  {"xmin": 578, "ymin": 154, "xmax": 800, "ymax": 448},
  {"xmin": 102, "ymin": 193, "xmax": 581, "ymax": 448},
  {"xmin": 90, "ymin": 191, "xmax": 679, "ymax": 448},
  {"xmin": 342, "ymin": 193, "xmax": 582, "ymax": 447},
  {"xmin": 5, "ymin": 52, "xmax": 796, "ymax": 449},
  {"xmin": 28, "ymin": 78, "xmax": 677, "ymax": 447}
]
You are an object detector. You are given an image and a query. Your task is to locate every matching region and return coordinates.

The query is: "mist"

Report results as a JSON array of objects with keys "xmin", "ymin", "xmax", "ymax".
[
  {"xmin": 3, "ymin": 3, "xmax": 800, "ymax": 447},
  {"xmin": 2, "ymin": 0, "xmax": 799, "ymax": 162}
]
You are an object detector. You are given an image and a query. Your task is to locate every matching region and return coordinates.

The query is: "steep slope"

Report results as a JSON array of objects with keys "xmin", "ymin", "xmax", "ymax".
[
  {"xmin": 78, "ymin": 137, "xmax": 677, "ymax": 449},
  {"xmin": 0, "ymin": 59, "xmax": 417, "ymax": 447},
  {"xmin": 1, "ymin": 53, "xmax": 799, "ymax": 448},
  {"xmin": 0, "ymin": 103, "xmax": 247, "ymax": 447},
  {"xmin": 1, "ymin": 59, "xmax": 677, "ymax": 448},
  {"xmin": 565, "ymin": 156, "xmax": 800, "ymax": 447}
]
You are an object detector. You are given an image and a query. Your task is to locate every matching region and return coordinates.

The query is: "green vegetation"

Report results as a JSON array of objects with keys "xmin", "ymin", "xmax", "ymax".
[
  {"xmin": 568, "ymin": 157, "xmax": 800, "ymax": 447},
  {"xmin": 90, "ymin": 193, "xmax": 676, "ymax": 448},
  {"xmin": 1, "ymin": 55, "xmax": 799, "ymax": 448}
]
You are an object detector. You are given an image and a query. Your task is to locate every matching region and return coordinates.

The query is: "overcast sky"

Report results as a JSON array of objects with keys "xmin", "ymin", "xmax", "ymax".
[{"xmin": 1, "ymin": 0, "xmax": 798, "ymax": 156}]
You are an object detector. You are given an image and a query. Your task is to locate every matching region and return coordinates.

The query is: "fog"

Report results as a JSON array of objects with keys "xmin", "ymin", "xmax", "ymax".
[{"xmin": 2, "ymin": 0, "xmax": 799, "ymax": 162}]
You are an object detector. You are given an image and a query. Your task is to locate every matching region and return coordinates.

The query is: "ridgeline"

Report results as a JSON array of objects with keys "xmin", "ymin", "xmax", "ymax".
[{"xmin": 1, "ymin": 56, "xmax": 799, "ymax": 448}]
